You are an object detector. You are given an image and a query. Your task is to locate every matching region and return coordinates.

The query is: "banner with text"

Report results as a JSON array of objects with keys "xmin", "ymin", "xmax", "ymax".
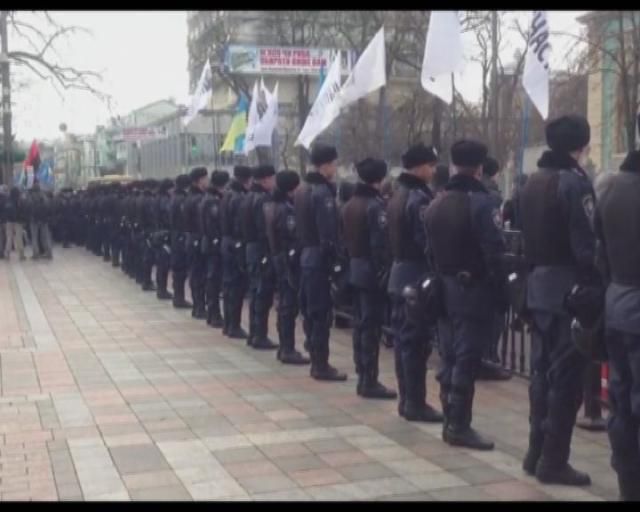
[{"xmin": 225, "ymin": 45, "xmax": 351, "ymax": 76}]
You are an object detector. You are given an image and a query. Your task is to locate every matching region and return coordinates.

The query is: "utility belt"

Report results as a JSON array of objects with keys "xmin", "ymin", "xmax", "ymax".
[{"xmin": 401, "ymin": 272, "xmax": 444, "ymax": 328}]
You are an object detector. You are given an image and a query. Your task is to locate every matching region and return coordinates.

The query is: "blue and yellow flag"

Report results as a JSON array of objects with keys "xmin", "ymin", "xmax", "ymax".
[{"xmin": 221, "ymin": 94, "xmax": 249, "ymax": 154}]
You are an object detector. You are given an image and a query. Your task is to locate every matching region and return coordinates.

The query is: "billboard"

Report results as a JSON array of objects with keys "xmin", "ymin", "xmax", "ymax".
[{"xmin": 225, "ymin": 45, "xmax": 352, "ymax": 76}]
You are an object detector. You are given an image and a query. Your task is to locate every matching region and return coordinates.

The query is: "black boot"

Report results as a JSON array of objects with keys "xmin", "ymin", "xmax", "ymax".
[
  {"xmin": 404, "ymin": 403, "xmax": 444, "ymax": 423},
  {"xmin": 227, "ymin": 326, "xmax": 248, "ymax": 340},
  {"xmin": 311, "ymin": 364, "xmax": 348, "ymax": 381},
  {"xmin": 360, "ymin": 378, "xmax": 398, "ymax": 400},
  {"xmin": 445, "ymin": 392, "xmax": 493, "ymax": 450},
  {"xmin": 477, "ymin": 361, "xmax": 512, "ymax": 381},
  {"xmin": 252, "ymin": 337, "xmax": 279, "ymax": 350},
  {"xmin": 279, "ymin": 350, "xmax": 310, "ymax": 365},
  {"xmin": 523, "ymin": 430, "xmax": 544, "ymax": 475},
  {"xmin": 617, "ymin": 472, "xmax": 640, "ymax": 501},
  {"xmin": 142, "ymin": 282, "xmax": 156, "ymax": 292},
  {"xmin": 157, "ymin": 290, "xmax": 173, "ymax": 300},
  {"xmin": 394, "ymin": 345, "xmax": 406, "ymax": 418},
  {"xmin": 535, "ymin": 461, "xmax": 591, "ymax": 486},
  {"xmin": 440, "ymin": 389, "xmax": 450, "ymax": 442}
]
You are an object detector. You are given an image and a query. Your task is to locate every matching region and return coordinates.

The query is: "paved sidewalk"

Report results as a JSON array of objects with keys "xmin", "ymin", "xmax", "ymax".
[{"xmin": 0, "ymin": 248, "xmax": 617, "ymax": 501}]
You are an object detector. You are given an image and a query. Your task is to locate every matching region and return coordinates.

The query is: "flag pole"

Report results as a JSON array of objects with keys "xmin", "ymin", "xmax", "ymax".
[
  {"xmin": 518, "ymin": 94, "xmax": 531, "ymax": 177},
  {"xmin": 451, "ymin": 74, "xmax": 458, "ymax": 140}
]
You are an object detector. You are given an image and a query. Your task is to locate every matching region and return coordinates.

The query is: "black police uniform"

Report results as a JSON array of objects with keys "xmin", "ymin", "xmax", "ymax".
[
  {"xmin": 387, "ymin": 144, "xmax": 442, "ymax": 422},
  {"xmin": 170, "ymin": 176, "xmax": 192, "ymax": 309},
  {"xmin": 593, "ymin": 150, "xmax": 640, "ymax": 500},
  {"xmin": 241, "ymin": 167, "xmax": 278, "ymax": 350},
  {"xmin": 342, "ymin": 162, "xmax": 396, "ymax": 400},
  {"xmin": 199, "ymin": 172, "xmax": 228, "ymax": 327},
  {"xmin": 153, "ymin": 180, "xmax": 174, "ymax": 300},
  {"xmin": 425, "ymin": 142, "xmax": 506, "ymax": 451},
  {"xmin": 112, "ymin": 186, "xmax": 127, "ymax": 268},
  {"xmin": 294, "ymin": 144, "xmax": 346, "ymax": 381},
  {"xmin": 519, "ymin": 115, "xmax": 596, "ymax": 486},
  {"xmin": 139, "ymin": 184, "xmax": 157, "ymax": 291},
  {"xmin": 221, "ymin": 170, "xmax": 250, "ymax": 339},
  {"xmin": 264, "ymin": 171, "xmax": 309, "ymax": 365},
  {"xmin": 185, "ymin": 181, "xmax": 207, "ymax": 319}
]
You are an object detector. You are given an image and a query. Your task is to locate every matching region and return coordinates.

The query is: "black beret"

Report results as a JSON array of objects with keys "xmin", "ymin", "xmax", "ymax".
[
  {"xmin": 190, "ymin": 166, "xmax": 208, "ymax": 182},
  {"xmin": 310, "ymin": 144, "xmax": 338, "ymax": 167},
  {"xmin": 233, "ymin": 165, "xmax": 252, "ymax": 180},
  {"xmin": 159, "ymin": 178, "xmax": 174, "ymax": 193},
  {"xmin": 356, "ymin": 158, "xmax": 388, "ymax": 184},
  {"xmin": 253, "ymin": 164, "xmax": 276, "ymax": 179},
  {"xmin": 175, "ymin": 174, "xmax": 191, "ymax": 190},
  {"xmin": 210, "ymin": 170, "xmax": 230, "ymax": 187},
  {"xmin": 545, "ymin": 115, "xmax": 590, "ymax": 153},
  {"xmin": 276, "ymin": 170, "xmax": 300, "ymax": 193},
  {"xmin": 620, "ymin": 150, "xmax": 640, "ymax": 173},
  {"xmin": 402, "ymin": 143, "xmax": 439, "ymax": 169},
  {"xmin": 483, "ymin": 157, "xmax": 500, "ymax": 177},
  {"xmin": 451, "ymin": 140, "xmax": 488, "ymax": 168}
]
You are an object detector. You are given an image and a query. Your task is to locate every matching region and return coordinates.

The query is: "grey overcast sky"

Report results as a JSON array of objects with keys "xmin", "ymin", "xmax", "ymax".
[{"xmin": 10, "ymin": 10, "xmax": 585, "ymax": 143}]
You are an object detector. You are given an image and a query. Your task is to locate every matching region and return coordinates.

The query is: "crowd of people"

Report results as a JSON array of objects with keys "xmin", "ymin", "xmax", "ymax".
[
  {"xmin": 1, "ymin": 113, "xmax": 638, "ymax": 501},
  {"xmin": 0, "ymin": 181, "xmax": 55, "ymax": 260}
]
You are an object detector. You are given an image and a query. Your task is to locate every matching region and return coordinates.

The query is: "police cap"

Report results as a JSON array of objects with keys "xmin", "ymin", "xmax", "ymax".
[
  {"xmin": 356, "ymin": 158, "xmax": 388, "ymax": 184},
  {"xmin": 276, "ymin": 170, "xmax": 300, "ymax": 193},
  {"xmin": 402, "ymin": 143, "xmax": 438, "ymax": 169},
  {"xmin": 483, "ymin": 157, "xmax": 500, "ymax": 177},
  {"xmin": 175, "ymin": 174, "xmax": 191, "ymax": 190},
  {"xmin": 451, "ymin": 140, "xmax": 488, "ymax": 168},
  {"xmin": 310, "ymin": 144, "xmax": 338, "ymax": 167},
  {"xmin": 233, "ymin": 165, "xmax": 252, "ymax": 181},
  {"xmin": 190, "ymin": 166, "xmax": 208, "ymax": 182},
  {"xmin": 620, "ymin": 149, "xmax": 640, "ymax": 172},
  {"xmin": 210, "ymin": 170, "xmax": 230, "ymax": 187},
  {"xmin": 253, "ymin": 164, "xmax": 276, "ymax": 179},
  {"xmin": 545, "ymin": 115, "xmax": 590, "ymax": 153},
  {"xmin": 159, "ymin": 178, "xmax": 174, "ymax": 193}
]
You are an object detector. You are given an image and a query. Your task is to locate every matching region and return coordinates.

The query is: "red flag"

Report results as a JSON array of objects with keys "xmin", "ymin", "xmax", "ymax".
[{"xmin": 24, "ymin": 140, "xmax": 41, "ymax": 172}]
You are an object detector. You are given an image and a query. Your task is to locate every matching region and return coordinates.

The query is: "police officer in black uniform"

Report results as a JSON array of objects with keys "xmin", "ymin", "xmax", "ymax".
[
  {"xmin": 342, "ymin": 158, "xmax": 396, "ymax": 399},
  {"xmin": 594, "ymin": 149, "xmax": 640, "ymax": 501},
  {"xmin": 519, "ymin": 115, "xmax": 596, "ymax": 486},
  {"xmin": 265, "ymin": 170, "xmax": 310, "ymax": 365},
  {"xmin": 477, "ymin": 156, "xmax": 512, "ymax": 382},
  {"xmin": 184, "ymin": 167, "xmax": 209, "ymax": 319},
  {"xmin": 153, "ymin": 178, "xmax": 174, "ymax": 300},
  {"xmin": 199, "ymin": 170, "xmax": 229, "ymax": 327},
  {"xmin": 387, "ymin": 143, "xmax": 443, "ymax": 422},
  {"xmin": 425, "ymin": 140, "xmax": 507, "ymax": 451},
  {"xmin": 170, "ymin": 174, "xmax": 192, "ymax": 309},
  {"xmin": 138, "ymin": 179, "xmax": 158, "ymax": 292},
  {"xmin": 221, "ymin": 166, "xmax": 252, "ymax": 339},
  {"xmin": 242, "ymin": 165, "xmax": 278, "ymax": 350},
  {"xmin": 56, "ymin": 187, "xmax": 74, "ymax": 248},
  {"xmin": 294, "ymin": 143, "xmax": 347, "ymax": 381}
]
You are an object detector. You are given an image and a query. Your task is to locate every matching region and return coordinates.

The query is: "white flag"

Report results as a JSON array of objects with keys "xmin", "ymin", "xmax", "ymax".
[
  {"xmin": 184, "ymin": 60, "xmax": 213, "ymax": 126},
  {"xmin": 244, "ymin": 80, "xmax": 260, "ymax": 155},
  {"xmin": 339, "ymin": 27, "xmax": 386, "ymax": 109},
  {"xmin": 254, "ymin": 81, "xmax": 279, "ymax": 147},
  {"xmin": 420, "ymin": 11, "xmax": 464, "ymax": 104},
  {"xmin": 295, "ymin": 53, "xmax": 342, "ymax": 149},
  {"xmin": 523, "ymin": 11, "xmax": 551, "ymax": 119}
]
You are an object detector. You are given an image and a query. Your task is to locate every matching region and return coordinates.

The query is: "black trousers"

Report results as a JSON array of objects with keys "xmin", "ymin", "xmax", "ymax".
[
  {"xmin": 299, "ymin": 266, "xmax": 332, "ymax": 365},
  {"xmin": 205, "ymin": 251, "xmax": 223, "ymax": 322},
  {"xmin": 155, "ymin": 244, "xmax": 171, "ymax": 293},
  {"xmin": 353, "ymin": 288, "xmax": 385, "ymax": 381},
  {"xmin": 528, "ymin": 312, "xmax": 586, "ymax": 468},
  {"xmin": 171, "ymin": 233, "xmax": 188, "ymax": 302},
  {"xmin": 392, "ymin": 295, "xmax": 433, "ymax": 412},
  {"xmin": 222, "ymin": 239, "xmax": 246, "ymax": 332},
  {"xmin": 605, "ymin": 328, "xmax": 640, "ymax": 482}
]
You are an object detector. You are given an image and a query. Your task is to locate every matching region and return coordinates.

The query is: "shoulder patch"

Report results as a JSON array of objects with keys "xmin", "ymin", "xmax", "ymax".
[
  {"xmin": 419, "ymin": 204, "xmax": 429, "ymax": 223},
  {"xmin": 286, "ymin": 214, "xmax": 296, "ymax": 232},
  {"xmin": 378, "ymin": 210, "xmax": 388, "ymax": 228},
  {"xmin": 324, "ymin": 196, "xmax": 335, "ymax": 211},
  {"xmin": 492, "ymin": 208, "xmax": 503, "ymax": 229},
  {"xmin": 582, "ymin": 194, "xmax": 595, "ymax": 220}
]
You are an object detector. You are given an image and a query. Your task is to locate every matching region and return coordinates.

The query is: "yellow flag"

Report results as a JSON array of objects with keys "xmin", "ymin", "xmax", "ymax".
[{"xmin": 220, "ymin": 111, "xmax": 247, "ymax": 153}]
